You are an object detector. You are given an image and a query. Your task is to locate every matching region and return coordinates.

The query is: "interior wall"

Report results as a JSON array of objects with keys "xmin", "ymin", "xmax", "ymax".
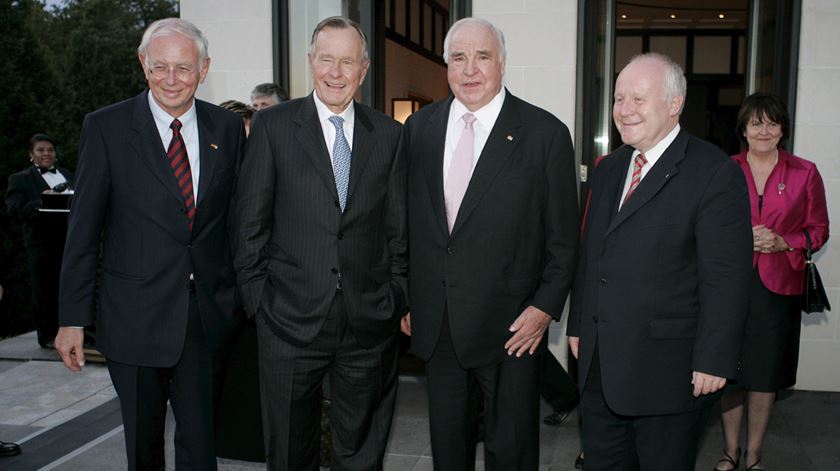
[
  {"xmin": 792, "ymin": 0, "xmax": 840, "ymax": 392},
  {"xmin": 180, "ymin": 0, "xmax": 274, "ymax": 106}
]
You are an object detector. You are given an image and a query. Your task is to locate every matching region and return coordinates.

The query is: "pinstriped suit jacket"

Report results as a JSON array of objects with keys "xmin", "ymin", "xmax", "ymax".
[{"xmin": 231, "ymin": 94, "xmax": 408, "ymax": 349}]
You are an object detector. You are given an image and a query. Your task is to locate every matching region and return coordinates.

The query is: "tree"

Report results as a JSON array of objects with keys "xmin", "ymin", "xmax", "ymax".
[{"xmin": 0, "ymin": 0, "xmax": 177, "ymax": 338}]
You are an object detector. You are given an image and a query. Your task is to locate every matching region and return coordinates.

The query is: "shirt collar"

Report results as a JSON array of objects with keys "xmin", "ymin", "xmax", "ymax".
[
  {"xmin": 148, "ymin": 90, "xmax": 197, "ymax": 131},
  {"xmin": 313, "ymin": 90, "xmax": 355, "ymax": 127},
  {"xmin": 449, "ymin": 87, "xmax": 506, "ymax": 129},
  {"xmin": 632, "ymin": 124, "xmax": 681, "ymax": 167}
]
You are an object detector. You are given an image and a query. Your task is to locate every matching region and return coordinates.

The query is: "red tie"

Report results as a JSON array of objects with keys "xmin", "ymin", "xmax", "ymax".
[
  {"xmin": 623, "ymin": 153, "xmax": 647, "ymax": 205},
  {"xmin": 167, "ymin": 119, "xmax": 195, "ymax": 231}
]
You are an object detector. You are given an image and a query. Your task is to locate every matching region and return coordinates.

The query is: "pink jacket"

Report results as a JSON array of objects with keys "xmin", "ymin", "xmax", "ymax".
[{"xmin": 732, "ymin": 149, "xmax": 829, "ymax": 295}]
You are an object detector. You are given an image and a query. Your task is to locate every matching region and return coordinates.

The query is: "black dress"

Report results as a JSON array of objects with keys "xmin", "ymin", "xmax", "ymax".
[{"xmin": 733, "ymin": 195, "xmax": 802, "ymax": 392}]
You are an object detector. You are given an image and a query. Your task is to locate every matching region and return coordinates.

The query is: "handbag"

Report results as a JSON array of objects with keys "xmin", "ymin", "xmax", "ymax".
[{"xmin": 801, "ymin": 230, "xmax": 831, "ymax": 313}]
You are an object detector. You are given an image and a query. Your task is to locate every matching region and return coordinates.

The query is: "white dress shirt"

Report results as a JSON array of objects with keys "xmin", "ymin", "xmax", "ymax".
[
  {"xmin": 443, "ymin": 88, "xmax": 506, "ymax": 185},
  {"xmin": 38, "ymin": 166, "xmax": 68, "ymax": 190},
  {"xmin": 148, "ymin": 92, "xmax": 201, "ymax": 203},
  {"xmin": 618, "ymin": 124, "xmax": 681, "ymax": 209},
  {"xmin": 313, "ymin": 90, "xmax": 355, "ymax": 162}
]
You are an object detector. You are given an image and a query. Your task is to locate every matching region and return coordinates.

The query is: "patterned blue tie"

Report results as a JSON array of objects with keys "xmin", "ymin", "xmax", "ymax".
[{"xmin": 329, "ymin": 115, "xmax": 352, "ymax": 212}]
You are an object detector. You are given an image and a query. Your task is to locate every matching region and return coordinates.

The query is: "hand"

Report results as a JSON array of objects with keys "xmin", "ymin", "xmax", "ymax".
[
  {"xmin": 568, "ymin": 336, "xmax": 580, "ymax": 359},
  {"xmin": 504, "ymin": 306, "xmax": 552, "ymax": 357},
  {"xmin": 691, "ymin": 371, "xmax": 726, "ymax": 397},
  {"xmin": 752, "ymin": 225, "xmax": 774, "ymax": 252},
  {"xmin": 55, "ymin": 327, "xmax": 85, "ymax": 372},
  {"xmin": 400, "ymin": 312, "xmax": 412, "ymax": 336}
]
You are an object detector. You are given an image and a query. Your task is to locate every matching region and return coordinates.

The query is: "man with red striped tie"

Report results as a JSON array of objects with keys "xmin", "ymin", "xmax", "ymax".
[
  {"xmin": 55, "ymin": 18, "xmax": 245, "ymax": 470},
  {"xmin": 568, "ymin": 52, "xmax": 753, "ymax": 470}
]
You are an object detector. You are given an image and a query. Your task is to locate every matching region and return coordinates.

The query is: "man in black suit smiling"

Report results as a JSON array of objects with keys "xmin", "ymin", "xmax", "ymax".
[
  {"xmin": 55, "ymin": 18, "xmax": 245, "ymax": 470},
  {"xmin": 402, "ymin": 17, "xmax": 579, "ymax": 470},
  {"xmin": 230, "ymin": 16, "xmax": 407, "ymax": 471},
  {"xmin": 568, "ymin": 53, "xmax": 752, "ymax": 470}
]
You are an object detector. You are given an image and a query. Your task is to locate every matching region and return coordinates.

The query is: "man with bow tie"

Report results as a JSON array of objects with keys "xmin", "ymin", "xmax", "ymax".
[{"xmin": 5, "ymin": 133, "xmax": 74, "ymax": 348}]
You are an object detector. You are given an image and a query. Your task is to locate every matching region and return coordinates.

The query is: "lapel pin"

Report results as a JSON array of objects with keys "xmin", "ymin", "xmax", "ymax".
[
  {"xmin": 506, "ymin": 135, "xmax": 513, "ymax": 141},
  {"xmin": 210, "ymin": 143, "xmax": 218, "ymax": 150},
  {"xmin": 778, "ymin": 183, "xmax": 785, "ymax": 195}
]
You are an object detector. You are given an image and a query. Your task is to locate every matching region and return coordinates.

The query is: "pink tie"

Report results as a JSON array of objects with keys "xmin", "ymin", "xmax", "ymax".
[
  {"xmin": 445, "ymin": 113, "xmax": 477, "ymax": 233},
  {"xmin": 622, "ymin": 153, "xmax": 647, "ymax": 205}
]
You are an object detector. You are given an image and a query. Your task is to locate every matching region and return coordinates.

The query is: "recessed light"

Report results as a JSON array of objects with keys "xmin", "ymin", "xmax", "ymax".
[
  {"xmin": 670, "ymin": 14, "xmax": 677, "ymax": 19},
  {"xmin": 621, "ymin": 14, "xmax": 627, "ymax": 19},
  {"xmin": 719, "ymin": 13, "xmax": 725, "ymax": 19}
]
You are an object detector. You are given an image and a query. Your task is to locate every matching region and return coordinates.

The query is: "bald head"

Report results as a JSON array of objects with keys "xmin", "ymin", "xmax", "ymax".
[{"xmin": 612, "ymin": 53, "xmax": 685, "ymax": 153}]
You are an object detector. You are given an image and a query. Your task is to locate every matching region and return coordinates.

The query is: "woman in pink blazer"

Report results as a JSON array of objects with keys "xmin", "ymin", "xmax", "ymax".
[{"xmin": 714, "ymin": 93, "xmax": 829, "ymax": 471}]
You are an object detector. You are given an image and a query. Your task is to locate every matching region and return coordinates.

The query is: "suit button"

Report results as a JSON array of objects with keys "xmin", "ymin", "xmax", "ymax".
[
  {"xmin": 179, "ymin": 207, "xmax": 187, "ymax": 213},
  {"xmin": 187, "ymin": 244, "xmax": 192, "ymax": 249},
  {"xmin": 337, "ymin": 232, "xmax": 343, "ymax": 240},
  {"xmin": 592, "ymin": 316, "xmax": 599, "ymax": 323},
  {"xmin": 447, "ymin": 247, "xmax": 455, "ymax": 255},
  {"xmin": 334, "ymin": 200, "xmax": 340, "ymax": 208},
  {"xmin": 599, "ymin": 278, "xmax": 607, "ymax": 285},
  {"xmin": 330, "ymin": 268, "xmax": 338, "ymax": 274}
]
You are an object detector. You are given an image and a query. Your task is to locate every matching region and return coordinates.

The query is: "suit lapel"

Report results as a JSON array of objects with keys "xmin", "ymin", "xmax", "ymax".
[
  {"xmin": 346, "ymin": 103, "xmax": 373, "ymax": 208},
  {"xmin": 294, "ymin": 94, "xmax": 339, "ymax": 200},
  {"xmin": 28, "ymin": 166, "xmax": 50, "ymax": 192},
  {"xmin": 195, "ymin": 101, "xmax": 219, "ymax": 207},
  {"xmin": 605, "ymin": 129, "xmax": 687, "ymax": 236},
  {"xmin": 450, "ymin": 92, "xmax": 521, "ymax": 235},
  {"xmin": 129, "ymin": 91, "xmax": 185, "ymax": 205},
  {"xmin": 422, "ymin": 98, "xmax": 452, "ymax": 236}
]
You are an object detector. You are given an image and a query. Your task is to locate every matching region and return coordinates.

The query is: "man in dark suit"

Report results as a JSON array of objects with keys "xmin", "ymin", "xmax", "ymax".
[
  {"xmin": 567, "ymin": 53, "xmax": 753, "ymax": 470},
  {"xmin": 55, "ymin": 18, "xmax": 245, "ymax": 470},
  {"xmin": 401, "ymin": 17, "xmax": 579, "ymax": 470},
  {"xmin": 230, "ymin": 16, "xmax": 407, "ymax": 471},
  {"xmin": 5, "ymin": 134, "xmax": 73, "ymax": 348}
]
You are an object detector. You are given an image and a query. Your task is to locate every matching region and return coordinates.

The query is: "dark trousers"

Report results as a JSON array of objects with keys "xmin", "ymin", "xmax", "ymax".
[
  {"xmin": 25, "ymin": 246, "xmax": 62, "ymax": 346},
  {"xmin": 580, "ymin": 348, "xmax": 708, "ymax": 471},
  {"xmin": 256, "ymin": 292, "xmax": 399, "ymax": 471},
  {"xmin": 540, "ymin": 350, "xmax": 579, "ymax": 410},
  {"xmin": 426, "ymin": 316, "xmax": 541, "ymax": 471},
  {"xmin": 107, "ymin": 292, "xmax": 217, "ymax": 471}
]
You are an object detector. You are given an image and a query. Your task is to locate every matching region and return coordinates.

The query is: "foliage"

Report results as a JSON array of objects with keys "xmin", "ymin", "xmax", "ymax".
[{"xmin": 0, "ymin": 0, "xmax": 177, "ymax": 338}]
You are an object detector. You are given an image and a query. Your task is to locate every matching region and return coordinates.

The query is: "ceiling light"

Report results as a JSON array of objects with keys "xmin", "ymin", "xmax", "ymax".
[
  {"xmin": 621, "ymin": 14, "xmax": 627, "ymax": 19},
  {"xmin": 719, "ymin": 13, "xmax": 725, "ymax": 19},
  {"xmin": 670, "ymin": 14, "xmax": 677, "ymax": 19}
]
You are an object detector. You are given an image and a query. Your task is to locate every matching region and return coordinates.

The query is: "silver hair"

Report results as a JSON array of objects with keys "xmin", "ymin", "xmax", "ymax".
[
  {"xmin": 138, "ymin": 18, "xmax": 209, "ymax": 66},
  {"xmin": 627, "ymin": 52, "xmax": 687, "ymax": 112},
  {"xmin": 443, "ymin": 17, "xmax": 507, "ymax": 64},
  {"xmin": 308, "ymin": 16, "xmax": 369, "ymax": 61}
]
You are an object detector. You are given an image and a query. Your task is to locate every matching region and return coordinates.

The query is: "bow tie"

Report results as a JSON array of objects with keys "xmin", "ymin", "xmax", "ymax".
[{"xmin": 39, "ymin": 167, "xmax": 57, "ymax": 174}]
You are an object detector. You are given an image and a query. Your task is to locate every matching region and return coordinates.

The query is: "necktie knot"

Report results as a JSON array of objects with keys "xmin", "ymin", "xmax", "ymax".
[
  {"xmin": 329, "ymin": 115, "xmax": 344, "ymax": 130},
  {"xmin": 462, "ymin": 113, "xmax": 476, "ymax": 128},
  {"xmin": 635, "ymin": 153, "xmax": 647, "ymax": 168},
  {"xmin": 170, "ymin": 118, "xmax": 183, "ymax": 134}
]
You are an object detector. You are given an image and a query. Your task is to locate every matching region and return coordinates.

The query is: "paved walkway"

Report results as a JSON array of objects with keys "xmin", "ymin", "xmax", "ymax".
[{"xmin": 1, "ymin": 331, "xmax": 837, "ymax": 470}]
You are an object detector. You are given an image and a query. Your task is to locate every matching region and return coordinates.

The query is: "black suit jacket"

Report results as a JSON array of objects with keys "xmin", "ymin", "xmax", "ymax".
[
  {"xmin": 6, "ymin": 165, "xmax": 74, "ymax": 252},
  {"xmin": 568, "ymin": 129, "xmax": 752, "ymax": 416},
  {"xmin": 406, "ymin": 91, "xmax": 579, "ymax": 369},
  {"xmin": 230, "ymin": 95, "xmax": 408, "ymax": 349},
  {"xmin": 59, "ymin": 91, "xmax": 245, "ymax": 367}
]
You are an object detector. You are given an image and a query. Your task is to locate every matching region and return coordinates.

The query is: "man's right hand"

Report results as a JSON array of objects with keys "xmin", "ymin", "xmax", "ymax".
[
  {"xmin": 568, "ymin": 336, "xmax": 580, "ymax": 359},
  {"xmin": 55, "ymin": 327, "xmax": 85, "ymax": 371},
  {"xmin": 400, "ymin": 312, "xmax": 411, "ymax": 336}
]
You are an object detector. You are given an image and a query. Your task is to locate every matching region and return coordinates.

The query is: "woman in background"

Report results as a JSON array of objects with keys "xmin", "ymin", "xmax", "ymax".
[{"xmin": 714, "ymin": 93, "xmax": 829, "ymax": 471}]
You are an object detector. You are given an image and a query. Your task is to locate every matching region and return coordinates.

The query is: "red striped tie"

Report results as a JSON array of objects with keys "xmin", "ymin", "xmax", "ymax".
[
  {"xmin": 167, "ymin": 119, "xmax": 195, "ymax": 231},
  {"xmin": 623, "ymin": 153, "xmax": 647, "ymax": 205}
]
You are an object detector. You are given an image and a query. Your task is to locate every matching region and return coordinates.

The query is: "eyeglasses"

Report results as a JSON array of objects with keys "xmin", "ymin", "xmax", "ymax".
[
  {"xmin": 147, "ymin": 64, "xmax": 197, "ymax": 81},
  {"xmin": 747, "ymin": 121, "xmax": 781, "ymax": 133}
]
